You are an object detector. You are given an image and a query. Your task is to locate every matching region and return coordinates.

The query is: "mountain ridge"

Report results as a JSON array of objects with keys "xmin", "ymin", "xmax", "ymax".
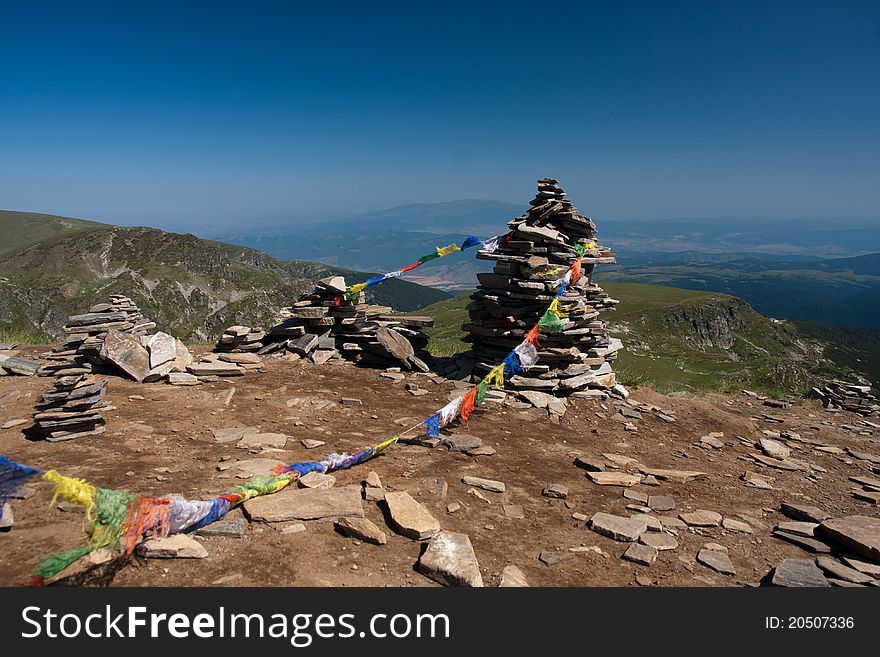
[{"xmin": 0, "ymin": 218, "xmax": 450, "ymax": 343}]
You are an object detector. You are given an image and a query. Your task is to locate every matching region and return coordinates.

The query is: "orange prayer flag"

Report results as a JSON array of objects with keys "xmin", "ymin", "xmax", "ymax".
[
  {"xmin": 524, "ymin": 325, "xmax": 541, "ymax": 346},
  {"xmin": 460, "ymin": 386, "xmax": 478, "ymax": 427},
  {"xmin": 571, "ymin": 258, "xmax": 582, "ymax": 285}
]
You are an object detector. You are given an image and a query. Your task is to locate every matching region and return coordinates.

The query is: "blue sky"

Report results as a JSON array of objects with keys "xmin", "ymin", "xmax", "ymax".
[{"xmin": 1, "ymin": 1, "xmax": 878, "ymax": 229}]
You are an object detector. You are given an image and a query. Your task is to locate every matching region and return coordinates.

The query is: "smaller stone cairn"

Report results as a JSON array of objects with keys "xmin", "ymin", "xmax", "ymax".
[
  {"xmin": 811, "ymin": 381, "xmax": 878, "ymax": 416},
  {"xmin": 32, "ymin": 375, "xmax": 114, "ymax": 441},
  {"xmin": 214, "ymin": 326, "xmax": 267, "ymax": 353},
  {"xmin": 218, "ymin": 276, "xmax": 434, "ymax": 371}
]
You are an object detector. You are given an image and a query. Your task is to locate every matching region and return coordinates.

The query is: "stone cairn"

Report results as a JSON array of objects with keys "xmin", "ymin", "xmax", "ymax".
[
  {"xmin": 41, "ymin": 295, "xmax": 156, "ymax": 378},
  {"xmin": 214, "ymin": 326, "xmax": 266, "ymax": 353},
  {"xmin": 462, "ymin": 178, "xmax": 622, "ymax": 397},
  {"xmin": 40, "ymin": 296, "xmax": 198, "ymax": 385},
  {"xmin": 219, "ymin": 276, "xmax": 434, "ymax": 371},
  {"xmin": 811, "ymin": 381, "xmax": 878, "ymax": 416},
  {"xmin": 32, "ymin": 374, "xmax": 114, "ymax": 441}
]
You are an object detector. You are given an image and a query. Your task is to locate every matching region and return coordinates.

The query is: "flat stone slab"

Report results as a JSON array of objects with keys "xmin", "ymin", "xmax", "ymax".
[
  {"xmin": 722, "ymin": 518, "xmax": 753, "ymax": 534},
  {"xmin": 697, "ymin": 548, "xmax": 736, "ymax": 575},
  {"xmin": 759, "ymin": 437, "xmax": 791, "ymax": 460},
  {"xmin": 772, "ymin": 530, "xmax": 832, "ymax": 553},
  {"xmin": 589, "ymin": 512, "xmax": 648, "ymax": 542},
  {"xmin": 443, "ymin": 434, "xmax": 482, "ymax": 452},
  {"xmin": 196, "ymin": 513, "xmax": 247, "ymax": 538},
  {"xmin": 586, "ymin": 471, "xmax": 642, "ymax": 486},
  {"xmin": 639, "ymin": 533, "xmax": 678, "ymax": 551},
  {"xmin": 301, "ymin": 438, "xmax": 325, "ymax": 449},
  {"xmin": 212, "ymin": 426, "xmax": 259, "ymax": 443},
  {"xmin": 1, "ymin": 357, "xmax": 41, "ymax": 376},
  {"xmin": 623, "ymin": 542, "xmax": 657, "ymax": 566},
  {"xmin": 334, "ymin": 517, "xmax": 387, "ymax": 545},
  {"xmin": 102, "ymin": 329, "xmax": 150, "ymax": 382},
  {"xmin": 498, "ymin": 565, "xmax": 529, "ymax": 587},
  {"xmin": 167, "ymin": 372, "xmax": 199, "ymax": 385},
  {"xmin": 0, "ymin": 502, "xmax": 13, "ymax": 530},
  {"xmin": 461, "ymin": 476, "xmax": 505, "ymax": 493},
  {"xmin": 417, "ymin": 531, "xmax": 483, "ymax": 586},
  {"xmin": 574, "ymin": 456, "xmax": 604, "ymax": 472},
  {"xmin": 815, "ymin": 557, "xmax": 874, "ymax": 584},
  {"xmin": 218, "ymin": 352, "xmax": 262, "ymax": 364},
  {"xmin": 243, "ymin": 486, "xmax": 363, "ymax": 522},
  {"xmin": 383, "ymin": 491, "xmax": 440, "ymax": 540},
  {"xmin": 775, "ymin": 521, "xmax": 818, "ymax": 537},
  {"xmin": 297, "ymin": 472, "xmax": 336, "ymax": 489},
  {"xmin": 1, "ymin": 419, "xmax": 28, "ymax": 430},
  {"xmin": 147, "ymin": 332, "xmax": 177, "ymax": 369},
  {"xmin": 188, "ymin": 361, "xmax": 245, "ymax": 377},
  {"xmin": 136, "ymin": 534, "xmax": 208, "ymax": 558},
  {"xmin": 542, "ymin": 483, "xmax": 568, "ymax": 499},
  {"xmin": 648, "ymin": 495, "xmax": 675, "ymax": 511},
  {"xmin": 772, "ymin": 559, "xmax": 830, "ymax": 587},
  {"xmin": 236, "ymin": 433, "xmax": 287, "ymax": 449},
  {"xmin": 841, "ymin": 556, "xmax": 880, "ymax": 577},
  {"xmin": 227, "ymin": 458, "xmax": 286, "ymax": 479},
  {"xmin": 818, "ymin": 515, "xmax": 880, "ymax": 561},
  {"xmin": 638, "ymin": 467, "xmax": 707, "ymax": 483},
  {"xmin": 518, "ymin": 390, "xmax": 556, "ymax": 408},
  {"xmin": 680, "ymin": 510, "xmax": 722, "ymax": 527}
]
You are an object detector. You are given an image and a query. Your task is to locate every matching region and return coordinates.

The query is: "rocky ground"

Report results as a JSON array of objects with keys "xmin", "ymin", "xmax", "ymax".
[{"xmin": 0, "ymin": 346, "xmax": 878, "ymax": 587}]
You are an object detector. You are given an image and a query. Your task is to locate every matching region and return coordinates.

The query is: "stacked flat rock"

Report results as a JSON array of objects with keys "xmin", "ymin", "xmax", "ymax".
[
  {"xmin": 43, "ymin": 295, "xmax": 157, "ymax": 377},
  {"xmin": 33, "ymin": 375, "xmax": 114, "ymax": 441},
  {"xmin": 811, "ymin": 381, "xmax": 878, "ymax": 416},
  {"xmin": 261, "ymin": 276, "xmax": 433, "ymax": 371},
  {"xmin": 214, "ymin": 325, "xmax": 267, "ymax": 353},
  {"xmin": 462, "ymin": 178, "xmax": 621, "ymax": 394}
]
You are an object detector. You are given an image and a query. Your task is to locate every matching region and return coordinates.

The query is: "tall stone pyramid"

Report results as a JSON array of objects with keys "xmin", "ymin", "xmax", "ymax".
[{"xmin": 462, "ymin": 178, "xmax": 623, "ymax": 396}]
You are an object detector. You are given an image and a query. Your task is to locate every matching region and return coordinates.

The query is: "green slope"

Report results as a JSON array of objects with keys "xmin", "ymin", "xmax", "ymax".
[
  {"xmin": 0, "ymin": 210, "xmax": 106, "ymax": 254},
  {"xmin": 0, "ymin": 223, "xmax": 449, "ymax": 343},
  {"xmin": 419, "ymin": 282, "xmax": 867, "ymax": 396}
]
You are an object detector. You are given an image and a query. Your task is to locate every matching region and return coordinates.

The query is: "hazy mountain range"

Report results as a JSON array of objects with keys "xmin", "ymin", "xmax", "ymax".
[{"xmin": 206, "ymin": 200, "xmax": 880, "ymax": 328}]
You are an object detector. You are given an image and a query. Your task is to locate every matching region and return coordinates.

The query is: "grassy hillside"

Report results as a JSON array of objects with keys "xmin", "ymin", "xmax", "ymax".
[
  {"xmin": 792, "ymin": 320, "xmax": 880, "ymax": 386},
  {"xmin": 0, "ymin": 210, "xmax": 105, "ymax": 254},
  {"xmin": 419, "ymin": 282, "xmax": 867, "ymax": 396},
  {"xmin": 0, "ymin": 223, "xmax": 449, "ymax": 343}
]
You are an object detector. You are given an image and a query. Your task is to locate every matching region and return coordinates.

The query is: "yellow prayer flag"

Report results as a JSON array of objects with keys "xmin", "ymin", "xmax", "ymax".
[
  {"xmin": 482, "ymin": 363, "xmax": 505, "ymax": 389},
  {"xmin": 436, "ymin": 244, "xmax": 461, "ymax": 257}
]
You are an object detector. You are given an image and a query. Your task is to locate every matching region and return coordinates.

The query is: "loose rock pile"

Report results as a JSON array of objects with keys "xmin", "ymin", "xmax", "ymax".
[
  {"xmin": 32, "ymin": 375, "xmax": 114, "ymax": 441},
  {"xmin": 811, "ymin": 381, "xmax": 877, "ymax": 416},
  {"xmin": 222, "ymin": 276, "xmax": 434, "ymax": 371},
  {"xmin": 462, "ymin": 179, "xmax": 622, "ymax": 396}
]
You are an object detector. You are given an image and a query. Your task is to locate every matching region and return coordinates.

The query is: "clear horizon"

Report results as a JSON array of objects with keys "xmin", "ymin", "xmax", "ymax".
[{"xmin": 2, "ymin": 1, "xmax": 879, "ymax": 231}]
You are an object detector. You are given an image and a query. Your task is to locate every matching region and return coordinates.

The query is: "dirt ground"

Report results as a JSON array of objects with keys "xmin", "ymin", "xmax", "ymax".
[{"xmin": 1, "ymin": 346, "xmax": 878, "ymax": 587}]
